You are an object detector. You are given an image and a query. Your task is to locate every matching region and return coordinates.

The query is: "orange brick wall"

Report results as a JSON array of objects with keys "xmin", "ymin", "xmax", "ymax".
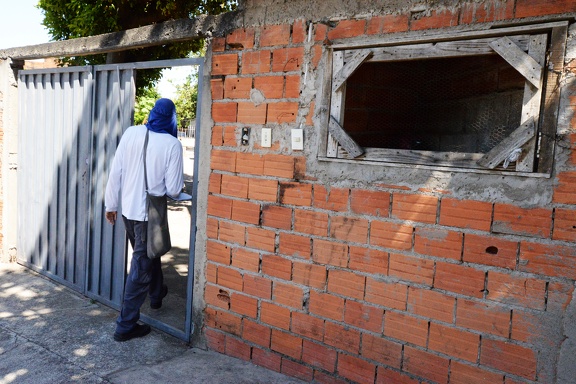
[{"xmin": 203, "ymin": 1, "xmax": 576, "ymax": 383}]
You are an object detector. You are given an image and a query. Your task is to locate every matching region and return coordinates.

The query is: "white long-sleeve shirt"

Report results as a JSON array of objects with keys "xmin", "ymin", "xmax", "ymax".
[{"xmin": 105, "ymin": 125, "xmax": 184, "ymax": 221}]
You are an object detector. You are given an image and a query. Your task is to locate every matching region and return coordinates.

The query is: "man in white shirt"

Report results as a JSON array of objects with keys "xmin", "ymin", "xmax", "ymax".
[{"xmin": 105, "ymin": 98, "xmax": 184, "ymax": 342}]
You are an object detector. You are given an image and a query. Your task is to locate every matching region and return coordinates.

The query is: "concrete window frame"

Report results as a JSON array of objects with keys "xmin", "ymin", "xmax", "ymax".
[{"xmin": 319, "ymin": 21, "xmax": 568, "ymax": 176}]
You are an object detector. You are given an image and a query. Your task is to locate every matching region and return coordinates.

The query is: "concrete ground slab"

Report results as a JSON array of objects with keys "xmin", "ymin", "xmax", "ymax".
[{"xmin": 0, "ymin": 263, "xmax": 305, "ymax": 384}]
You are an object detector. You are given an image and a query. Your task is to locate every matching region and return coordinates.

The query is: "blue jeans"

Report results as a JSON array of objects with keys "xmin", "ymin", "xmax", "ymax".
[{"xmin": 116, "ymin": 216, "xmax": 164, "ymax": 334}]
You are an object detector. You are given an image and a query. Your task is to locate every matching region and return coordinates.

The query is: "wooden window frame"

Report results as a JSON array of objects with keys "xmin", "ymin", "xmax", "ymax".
[{"xmin": 320, "ymin": 22, "xmax": 568, "ymax": 175}]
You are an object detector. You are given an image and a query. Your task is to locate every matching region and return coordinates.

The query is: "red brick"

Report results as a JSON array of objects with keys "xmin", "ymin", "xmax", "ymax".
[
  {"xmin": 407, "ymin": 287, "xmax": 455, "ymax": 323},
  {"xmin": 434, "ymin": 262, "xmax": 485, "ymax": 298},
  {"xmin": 231, "ymin": 200, "xmax": 260, "ymax": 225},
  {"xmin": 439, "ymin": 198, "xmax": 492, "ymax": 231},
  {"xmin": 365, "ymin": 277, "xmax": 407, "ymax": 310},
  {"xmin": 328, "ymin": 19, "xmax": 366, "ymax": 40},
  {"xmin": 516, "ymin": 0, "xmax": 576, "ymax": 18},
  {"xmin": 349, "ymin": 246, "xmax": 388, "ymax": 275},
  {"xmin": 324, "ymin": 322, "xmax": 361, "ymax": 354},
  {"xmin": 302, "ymin": 340, "xmax": 336, "ymax": 372},
  {"xmin": 211, "ymin": 37, "xmax": 225, "ymax": 52},
  {"xmin": 210, "ymin": 149, "xmax": 236, "ymax": 172},
  {"xmin": 260, "ymin": 24, "xmax": 291, "ymax": 47},
  {"xmin": 510, "ymin": 309, "xmax": 541, "ymax": 343},
  {"xmin": 376, "ymin": 367, "xmax": 419, "ymax": 384},
  {"xmin": 270, "ymin": 329, "xmax": 302, "ymax": 359},
  {"xmin": 222, "ymin": 126, "xmax": 237, "ymax": 147},
  {"xmin": 389, "ymin": 253, "xmax": 433, "ymax": 285},
  {"xmin": 415, "ymin": 227, "xmax": 463, "ymax": 261},
  {"xmin": 294, "ymin": 209, "xmax": 328, "ymax": 236},
  {"xmin": 242, "ymin": 50, "xmax": 271, "ymax": 74},
  {"xmin": 273, "ymin": 281, "xmax": 303, "ymax": 309},
  {"xmin": 205, "ymin": 328, "xmax": 225, "ymax": 353},
  {"xmin": 224, "ymin": 76, "xmax": 252, "ymax": 99},
  {"xmin": 350, "ymin": 189, "xmax": 390, "ymax": 217},
  {"xmin": 254, "ymin": 75, "xmax": 284, "ymax": 99},
  {"xmin": 264, "ymin": 154, "xmax": 295, "ymax": 178},
  {"xmin": 292, "ymin": 312, "xmax": 324, "ymax": 341},
  {"xmin": 280, "ymin": 182, "xmax": 312, "ymax": 206},
  {"xmin": 218, "ymin": 220, "xmax": 245, "ymax": 245},
  {"xmin": 309, "ymin": 291, "xmax": 344, "ymax": 321},
  {"xmin": 217, "ymin": 266, "xmax": 243, "ymax": 291},
  {"xmin": 370, "ymin": 221, "xmax": 413, "ymax": 250},
  {"xmin": 226, "ymin": 28, "xmax": 255, "ymax": 49},
  {"xmin": 344, "ymin": 300, "xmax": 384, "ymax": 333},
  {"xmin": 231, "ymin": 248, "xmax": 260, "ymax": 273},
  {"xmin": 493, "ymin": 203, "xmax": 552, "ymax": 238},
  {"xmin": 236, "ymin": 152, "xmax": 264, "ymax": 175},
  {"xmin": 553, "ymin": 171, "xmax": 576, "ymax": 204},
  {"xmin": 267, "ymin": 102, "xmax": 298, "ymax": 123},
  {"xmin": 404, "ymin": 346, "xmax": 449, "ymax": 384},
  {"xmin": 367, "ymin": 14, "xmax": 409, "ymax": 35},
  {"xmin": 221, "ymin": 174, "xmax": 249, "ymax": 199},
  {"xmin": 252, "ymin": 347, "xmax": 281, "ymax": 371},
  {"xmin": 230, "ymin": 293, "xmax": 258, "ymax": 318},
  {"xmin": 212, "ymin": 53, "xmax": 238, "ymax": 75},
  {"xmin": 312, "ymin": 239, "xmax": 348, "ymax": 267},
  {"xmin": 211, "ymin": 126, "xmax": 223, "ymax": 146},
  {"xmin": 410, "ymin": 8, "xmax": 459, "ymax": 30},
  {"xmin": 362, "ymin": 334, "xmax": 402, "ymax": 369},
  {"xmin": 279, "ymin": 232, "xmax": 311, "ymax": 258},
  {"xmin": 212, "ymin": 102, "xmax": 238, "ymax": 123},
  {"xmin": 271, "ymin": 47, "xmax": 304, "ymax": 72},
  {"xmin": 261, "ymin": 301, "xmax": 291, "ymax": 330},
  {"xmin": 262, "ymin": 254, "xmax": 292, "ymax": 280},
  {"xmin": 327, "ymin": 269, "xmax": 365, "ymax": 300},
  {"xmin": 237, "ymin": 102, "xmax": 267, "ymax": 124},
  {"xmin": 206, "ymin": 240, "xmax": 231, "ymax": 265},
  {"xmin": 207, "ymin": 194, "xmax": 233, "ymax": 220},
  {"xmin": 248, "ymin": 178, "xmax": 278, "ymax": 202},
  {"xmin": 243, "ymin": 319, "xmax": 271, "ymax": 348},
  {"xmin": 384, "ymin": 311, "xmax": 428, "ymax": 347},
  {"xmin": 262, "ymin": 205, "xmax": 292, "ymax": 230},
  {"xmin": 337, "ymin": 353, "xmax": 376, "ymax": 384},
  {"xmin": 463, "ymin": 233, "xmax": 518, "ymax": 269},
  {"xmin": 291, "ymin": 19, "xmax": 306, "ymax": 44},
  {"xmin": 292, "ymin": 261, "xmax": 326, "ymax": 289},
  {"xmin": 206, "ymin": 217, "xmax": 219, "ymax": 239},
  {"xmin": 281, "ymin": 358, "xmax": 314, "ymax": 382},
  {"xmin": 480, "ymin": 338, "xmax": 537, "ymax": 380},
  {"xmin": 211, "ymin": 78, "xmax": 224, "ymax": 100},
  {"xmin": 460, "ymin": 0, "xmax": 515, "ymax": 24},
  {"xmin": 211, "ymin": 309, "xmax": 242, "ymax": 336},
  {"xmin": 243, "ymin": 274, "xmax": 272, "ymax": 299},
  {"xmin": 450, "ymin": 360, "xmax": 504, "ymax": 384},
  {"xmin": 206, "ymin": 261, "xmax": 218, "ymax": 283},
  {"xmin": 285, "ymin": 75, "xmax": 300, "ymax": 98},
  {"xmin": 246, "ymin": 227, "xmax": 275, "ymax": 252},
  {"xmin": 314, "ymin": 185, "xmax": 349, "ymax": 211},
  {"xmin": 548, "ymin": 280, "xmax": 575, "ymax": 312},
  {"xmin": 553, "ymin": 207, "xmax": 576, "ymax": 241},
  {"xmin": 329, "ymin": 216, "xmax": 368, "ymax": 244},
  {"xmin": 205, "ymin": 284, "xmax": 230, "ymax": 309},
  {"xmin": 456, "ymin": 298, "xmax": 511, "ymax": 338},
  {"xmin": 392, "ymin": 193, "xmax": 438, "ymax": 224},
  {"xmin": 428, "ymin": 322, "xmax": 480, "ymax": 362},
  {"xmin": 486, "ymin": 271, "xmax": 546, "ymax": 310}
]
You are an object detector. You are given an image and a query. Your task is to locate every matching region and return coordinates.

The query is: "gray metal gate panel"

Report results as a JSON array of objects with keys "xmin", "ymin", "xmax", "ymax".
[
  {"xmin": 86, "ymin": 66, "xmax": 135, "ymax": 309},
  {"xmin": 17, "ymin": 67, "xmax": 93, "ymax": 291}
]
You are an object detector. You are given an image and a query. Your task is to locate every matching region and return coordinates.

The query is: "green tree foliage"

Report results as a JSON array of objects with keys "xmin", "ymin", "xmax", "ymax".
[
  {"xmin": 134, "ymin": 86, "xmax": 160, "ymax": 124},
  {"xmin": 174, "ymin": 72, "xmax": 198, "ymax": 131},
  {"xmin": 38, "ymin": 0, "xmax": 235, "ymax": 92}
]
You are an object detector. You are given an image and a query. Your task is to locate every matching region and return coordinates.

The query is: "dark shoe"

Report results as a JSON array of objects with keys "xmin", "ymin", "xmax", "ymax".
[
  {"xmin": 113, "ymin": 324, "xmax": 151, "ymax": 342},
  {"xmin": 150, "ymin": 285, "xmax": 168, "ymax": 309}
]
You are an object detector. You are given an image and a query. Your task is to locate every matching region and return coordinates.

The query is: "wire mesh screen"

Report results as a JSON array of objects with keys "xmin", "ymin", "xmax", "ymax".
[{"xmin": 343, "ymin": 54, "xmax": 526, "ymax": 153}]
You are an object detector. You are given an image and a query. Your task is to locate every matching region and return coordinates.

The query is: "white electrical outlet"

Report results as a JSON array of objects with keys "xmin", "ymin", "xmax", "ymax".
[
  {"xmin": 291, "ymin": 129, "xmax": 304, "ymax": 150},
  {"xmin": 261, "ymin": 128, "xmax": 272, "ymax": 147}
]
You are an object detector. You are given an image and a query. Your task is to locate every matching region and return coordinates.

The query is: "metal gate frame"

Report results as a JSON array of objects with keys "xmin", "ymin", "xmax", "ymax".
[{"xmin": 17, "ymin": 58, "xmax": 203, "ymax": 342}]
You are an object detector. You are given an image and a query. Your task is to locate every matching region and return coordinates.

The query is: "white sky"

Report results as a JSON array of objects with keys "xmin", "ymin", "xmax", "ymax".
[{"xmin": 0, "ymin": 0, "xmax": 51, "ymax": 49}]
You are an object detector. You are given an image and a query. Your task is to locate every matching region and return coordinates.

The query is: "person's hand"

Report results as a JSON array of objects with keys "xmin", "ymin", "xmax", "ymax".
[{"xmin": 106, "ymin": 211, "xmax": 117, "ymax": 225}]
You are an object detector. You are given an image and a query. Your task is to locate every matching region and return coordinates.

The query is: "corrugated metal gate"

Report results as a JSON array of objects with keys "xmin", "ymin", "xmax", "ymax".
[{"xmin": 16, "ymin": 59, "xmax": 203, "ymax": 342}]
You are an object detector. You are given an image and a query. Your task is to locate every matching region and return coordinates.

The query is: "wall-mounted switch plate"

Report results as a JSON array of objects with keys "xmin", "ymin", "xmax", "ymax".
[
  {"xmin": 291, "ymin": 128, "xmax": 304, "ymax": 150},
  {"xmin": 261, "ymin": 128, "xmax": 272, "ymax": 147}
]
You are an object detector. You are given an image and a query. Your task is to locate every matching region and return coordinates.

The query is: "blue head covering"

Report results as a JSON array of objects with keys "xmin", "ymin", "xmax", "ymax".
[{"xmin": 145, "ymin": 98, "xmax": 178, "ymax": 138}]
